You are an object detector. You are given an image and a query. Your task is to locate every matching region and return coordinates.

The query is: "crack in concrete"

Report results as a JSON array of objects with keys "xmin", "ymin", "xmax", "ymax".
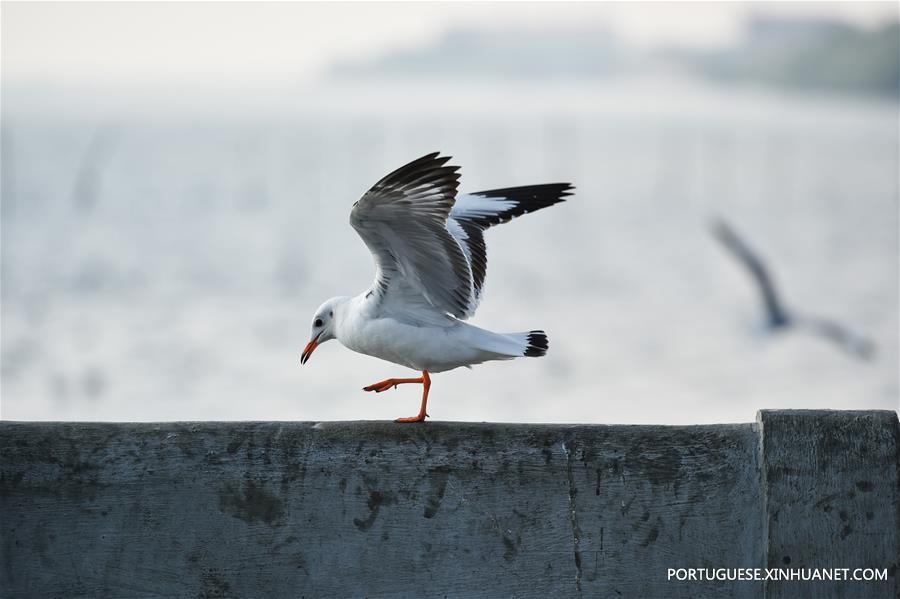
[{"xmin": 562, "ymin": 440, "xmax": 584, "ymax": 597}]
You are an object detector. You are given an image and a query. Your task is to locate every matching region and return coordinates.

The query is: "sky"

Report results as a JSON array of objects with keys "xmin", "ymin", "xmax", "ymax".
[{"xmin": 3, "ymin": 2, "xmax": 898, "ymax": 89}]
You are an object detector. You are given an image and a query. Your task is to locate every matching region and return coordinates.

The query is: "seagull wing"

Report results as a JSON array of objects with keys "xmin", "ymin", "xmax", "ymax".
[
  {"xmin": 711, "ymin": 218, "xmax": 791, "ymax": 328},
  {"xmin": 449, "ymin": 183, "xmax": 573, "ymax": 314},
  {"xmin": 796, "ymin": 315, "xmax": 876, "ymax": 361},
  {"xmin": 350, "ymin": 152, "xmax": 474, "ymax": 321}
]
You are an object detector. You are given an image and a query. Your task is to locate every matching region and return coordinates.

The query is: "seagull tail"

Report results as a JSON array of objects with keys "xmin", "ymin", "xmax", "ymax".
[
  {"xmin": 462, "ymin": 324, "xmax": 549, "ymax": 360},
  {"xmin": 507, "ymin": 330, "xmax": 549, "ymax": 358}
]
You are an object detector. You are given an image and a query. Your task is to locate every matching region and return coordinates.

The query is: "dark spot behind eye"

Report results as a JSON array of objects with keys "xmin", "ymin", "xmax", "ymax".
[
  {"xmin": 314, "ymin": 318, "xmax": 323, "ymax": 327},
  {"xmin": 329, "ymin": 310, "xmax": 333, "ymax": 317}
]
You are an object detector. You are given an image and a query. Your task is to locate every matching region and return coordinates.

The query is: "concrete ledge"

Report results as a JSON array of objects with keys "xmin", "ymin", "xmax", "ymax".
[{"xmin": 1, "ymin": 411, "xmax": 897, "ymax": 598}]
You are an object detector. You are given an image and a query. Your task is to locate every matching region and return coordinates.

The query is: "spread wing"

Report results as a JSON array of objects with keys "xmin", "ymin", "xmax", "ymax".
[
  {"xmin": 349, "ymin": 152, "xmax": 474, "ymax": 320},
  {"xmin": 711, "ymin": 218, "xmax": 791, "ymax": 328},
  {"xmin": 448, "ymin": 183, "xmax": 572, "ymax": 312}
]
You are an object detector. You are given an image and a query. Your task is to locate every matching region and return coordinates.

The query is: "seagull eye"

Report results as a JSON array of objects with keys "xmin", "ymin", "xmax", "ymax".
[{"xmin": 314, "ymin": 318, "xmax": 323, "ymax": 328}]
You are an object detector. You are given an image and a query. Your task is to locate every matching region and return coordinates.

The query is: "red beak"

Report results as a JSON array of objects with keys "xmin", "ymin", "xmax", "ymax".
[{"xmin": 300, "ymin": 334, "xmax": 320, "ymax": 365}]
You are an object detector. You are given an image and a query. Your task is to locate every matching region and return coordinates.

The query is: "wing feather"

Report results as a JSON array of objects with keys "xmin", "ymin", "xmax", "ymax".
[
  {"xmin": 350, "ymin": 153, "xmax": 474, "ymax": 320},
  {"xmin": 448, "ymin": 183, "xmax": 572, "ymax": 310}
]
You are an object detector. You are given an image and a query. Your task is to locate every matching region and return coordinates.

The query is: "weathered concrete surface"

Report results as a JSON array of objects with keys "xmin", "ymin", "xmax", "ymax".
[
  {"xmin": 759, "ymin": 410, "xmax": 899, "ymax": 599},
  {"xmin": 0, "ymin": 410, "xmax": 896, "ymax": 598}
]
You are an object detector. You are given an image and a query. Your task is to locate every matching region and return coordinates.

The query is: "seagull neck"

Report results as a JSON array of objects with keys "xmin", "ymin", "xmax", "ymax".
[
  {"xmin": 340, "ymin": 291, "xmax": 378, "ymax": 322},
  {"xmin": 331, "ymin": 296, "xmax": 353, "ymax": 322}
]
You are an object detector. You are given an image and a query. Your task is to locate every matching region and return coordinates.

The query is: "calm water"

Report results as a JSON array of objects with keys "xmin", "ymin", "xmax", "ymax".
[{"xmin": 2, "ymin": 80, "xmax": 897, "ymax": 423}]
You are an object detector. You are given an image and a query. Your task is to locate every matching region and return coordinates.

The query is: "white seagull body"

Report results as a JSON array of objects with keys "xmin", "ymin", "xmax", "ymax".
[{"xmin": 301, "ymin": 152, "xmax": 572, "ymax": 422}]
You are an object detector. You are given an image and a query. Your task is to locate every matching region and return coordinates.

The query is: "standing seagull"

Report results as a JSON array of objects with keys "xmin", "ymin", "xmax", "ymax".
[
  {"xmin": 711, "ymin": 217, "xmax": 875, "ymax": 360},
  {"xmin": 301, "ymin": 152, "xmax": 572, "ymax": 422}
]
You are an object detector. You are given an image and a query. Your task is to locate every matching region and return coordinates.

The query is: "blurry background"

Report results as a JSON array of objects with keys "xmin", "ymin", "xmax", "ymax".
[{"xmin": 2, "ymin": 2, "xmax": 897, "ymax": 424}]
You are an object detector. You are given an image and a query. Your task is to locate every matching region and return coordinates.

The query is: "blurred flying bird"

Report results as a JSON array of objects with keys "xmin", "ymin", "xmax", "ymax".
[
  {"xmin": 711, "ymin": 218, "xmax": 875, "ymax": 360},
  {"xmin": 301, "ymin": 153, "xmax": 572, "ymax": 421}
]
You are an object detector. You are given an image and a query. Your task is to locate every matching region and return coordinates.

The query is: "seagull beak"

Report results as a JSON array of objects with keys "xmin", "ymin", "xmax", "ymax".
[{"xmin": 300, "ymin": 334, "xmax": 321, "ymax": 365}]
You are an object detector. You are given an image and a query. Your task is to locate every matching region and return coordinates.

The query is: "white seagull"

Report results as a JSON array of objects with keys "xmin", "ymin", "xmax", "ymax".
[{"xmin": 301, "ymin": 152, "xmax": 572, "ymax": 422}]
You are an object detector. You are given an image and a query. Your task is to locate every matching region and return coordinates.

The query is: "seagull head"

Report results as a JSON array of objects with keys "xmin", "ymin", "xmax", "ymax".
[{"xmin": 300, "ymin": 297, "xmax": 345, "ymax": 365}]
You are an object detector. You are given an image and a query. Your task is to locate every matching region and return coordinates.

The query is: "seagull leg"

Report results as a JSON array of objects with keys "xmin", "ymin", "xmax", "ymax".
[
  {"xmin": 363, "ymin": 376, "xmax": 424, "ymax": 393},
  {"xmin": 394, "ymin": 371, "xmax": 431, "ymax": 423},
  {"xmin": 362, "ymin": 371, "xmax": 432, "ymax": 422}
]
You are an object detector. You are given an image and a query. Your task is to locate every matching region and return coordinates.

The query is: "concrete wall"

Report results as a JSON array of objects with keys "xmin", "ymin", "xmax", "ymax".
[{"xmin": 1, "ymin": 410, "xmax": 896, "ymax": 598}]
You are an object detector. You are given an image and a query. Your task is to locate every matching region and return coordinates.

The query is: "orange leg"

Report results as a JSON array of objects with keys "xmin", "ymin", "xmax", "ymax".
[
  {"xmin": 363, "ymin": 377, "xmax": 423, "ymax": 393},
  {"xmin": 362, "ymin": 371, "xmax": 431, "ymax": 423}
]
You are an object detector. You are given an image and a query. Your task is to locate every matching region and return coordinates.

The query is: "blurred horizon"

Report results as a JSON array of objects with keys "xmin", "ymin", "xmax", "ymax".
[
  {"xmin": 3, "ymin": 2, "xmax": 898, "ymax": 117},
  {"xmin": 1, "ymin": 2, "xmax": 898, "ymax": 424}
]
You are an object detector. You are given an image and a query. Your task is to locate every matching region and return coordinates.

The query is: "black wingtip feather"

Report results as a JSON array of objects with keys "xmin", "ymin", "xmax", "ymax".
[
  {"xmin": 525, "ymin": 330, "xmax": 549, "ymax": 357},
  {"xmin": 376, "ymin": 152, "xmax": 451, "ymax": 180},
  {"xmin": 468, "ymin": 183, "xmax": 573, "ymax": 227},
  {"xmin": 371, "ymin": 152, "xmax": 460, "ymax": 196}
]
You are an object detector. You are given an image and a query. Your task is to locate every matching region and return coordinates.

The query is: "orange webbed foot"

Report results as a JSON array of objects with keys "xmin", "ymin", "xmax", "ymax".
[
  {"xmin": 363, "ymin": 376, "xmax": 424, "ymax": 394},
  {"xmin": 394, "ymin": 413, "xmax": 428, "ymax": 423},
  {"xmin": 363, "ymin": 379, "xmax": 398, "ymax": 393}
]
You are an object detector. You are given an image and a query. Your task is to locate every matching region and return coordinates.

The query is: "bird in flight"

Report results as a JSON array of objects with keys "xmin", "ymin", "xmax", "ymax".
[
  {"xmin": 711, "ymin": 217, "xmax": 875, "ymax": 360},
  {"xmin": 301, "ymin": 152, "xmax": 572, "ymax": 422}
]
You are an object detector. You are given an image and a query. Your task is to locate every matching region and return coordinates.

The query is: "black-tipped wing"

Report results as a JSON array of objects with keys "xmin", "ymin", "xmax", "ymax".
[
  {"xmin": 711, "ymin": 218, "xmax": 791, "ymax": 328},
  {"xmin": 449, "ymin": 184, "xmax": 572, "ymax": 311},
  {"xmin": 350, "ymin": 153, "xmax": 474, "ymax": 320}
]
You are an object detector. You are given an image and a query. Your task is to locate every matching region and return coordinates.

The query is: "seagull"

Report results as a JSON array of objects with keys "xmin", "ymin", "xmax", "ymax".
[
  {"xmin": 300, "ymin": 152, "xmax": 572, "ymax": 422},
  {"xmin": 711, "ymin": 217, "xmax": 875, "ymax": 360}
]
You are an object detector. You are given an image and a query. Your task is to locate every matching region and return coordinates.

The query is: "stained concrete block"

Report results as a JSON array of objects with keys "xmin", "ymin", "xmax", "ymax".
[
  {"xmin": 759, "ymin": 410, "xmax": 899, "ymax": 599},
  {"xmin": 0, "ymin": 411, "xmax": 896, "ymax": 598}
]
